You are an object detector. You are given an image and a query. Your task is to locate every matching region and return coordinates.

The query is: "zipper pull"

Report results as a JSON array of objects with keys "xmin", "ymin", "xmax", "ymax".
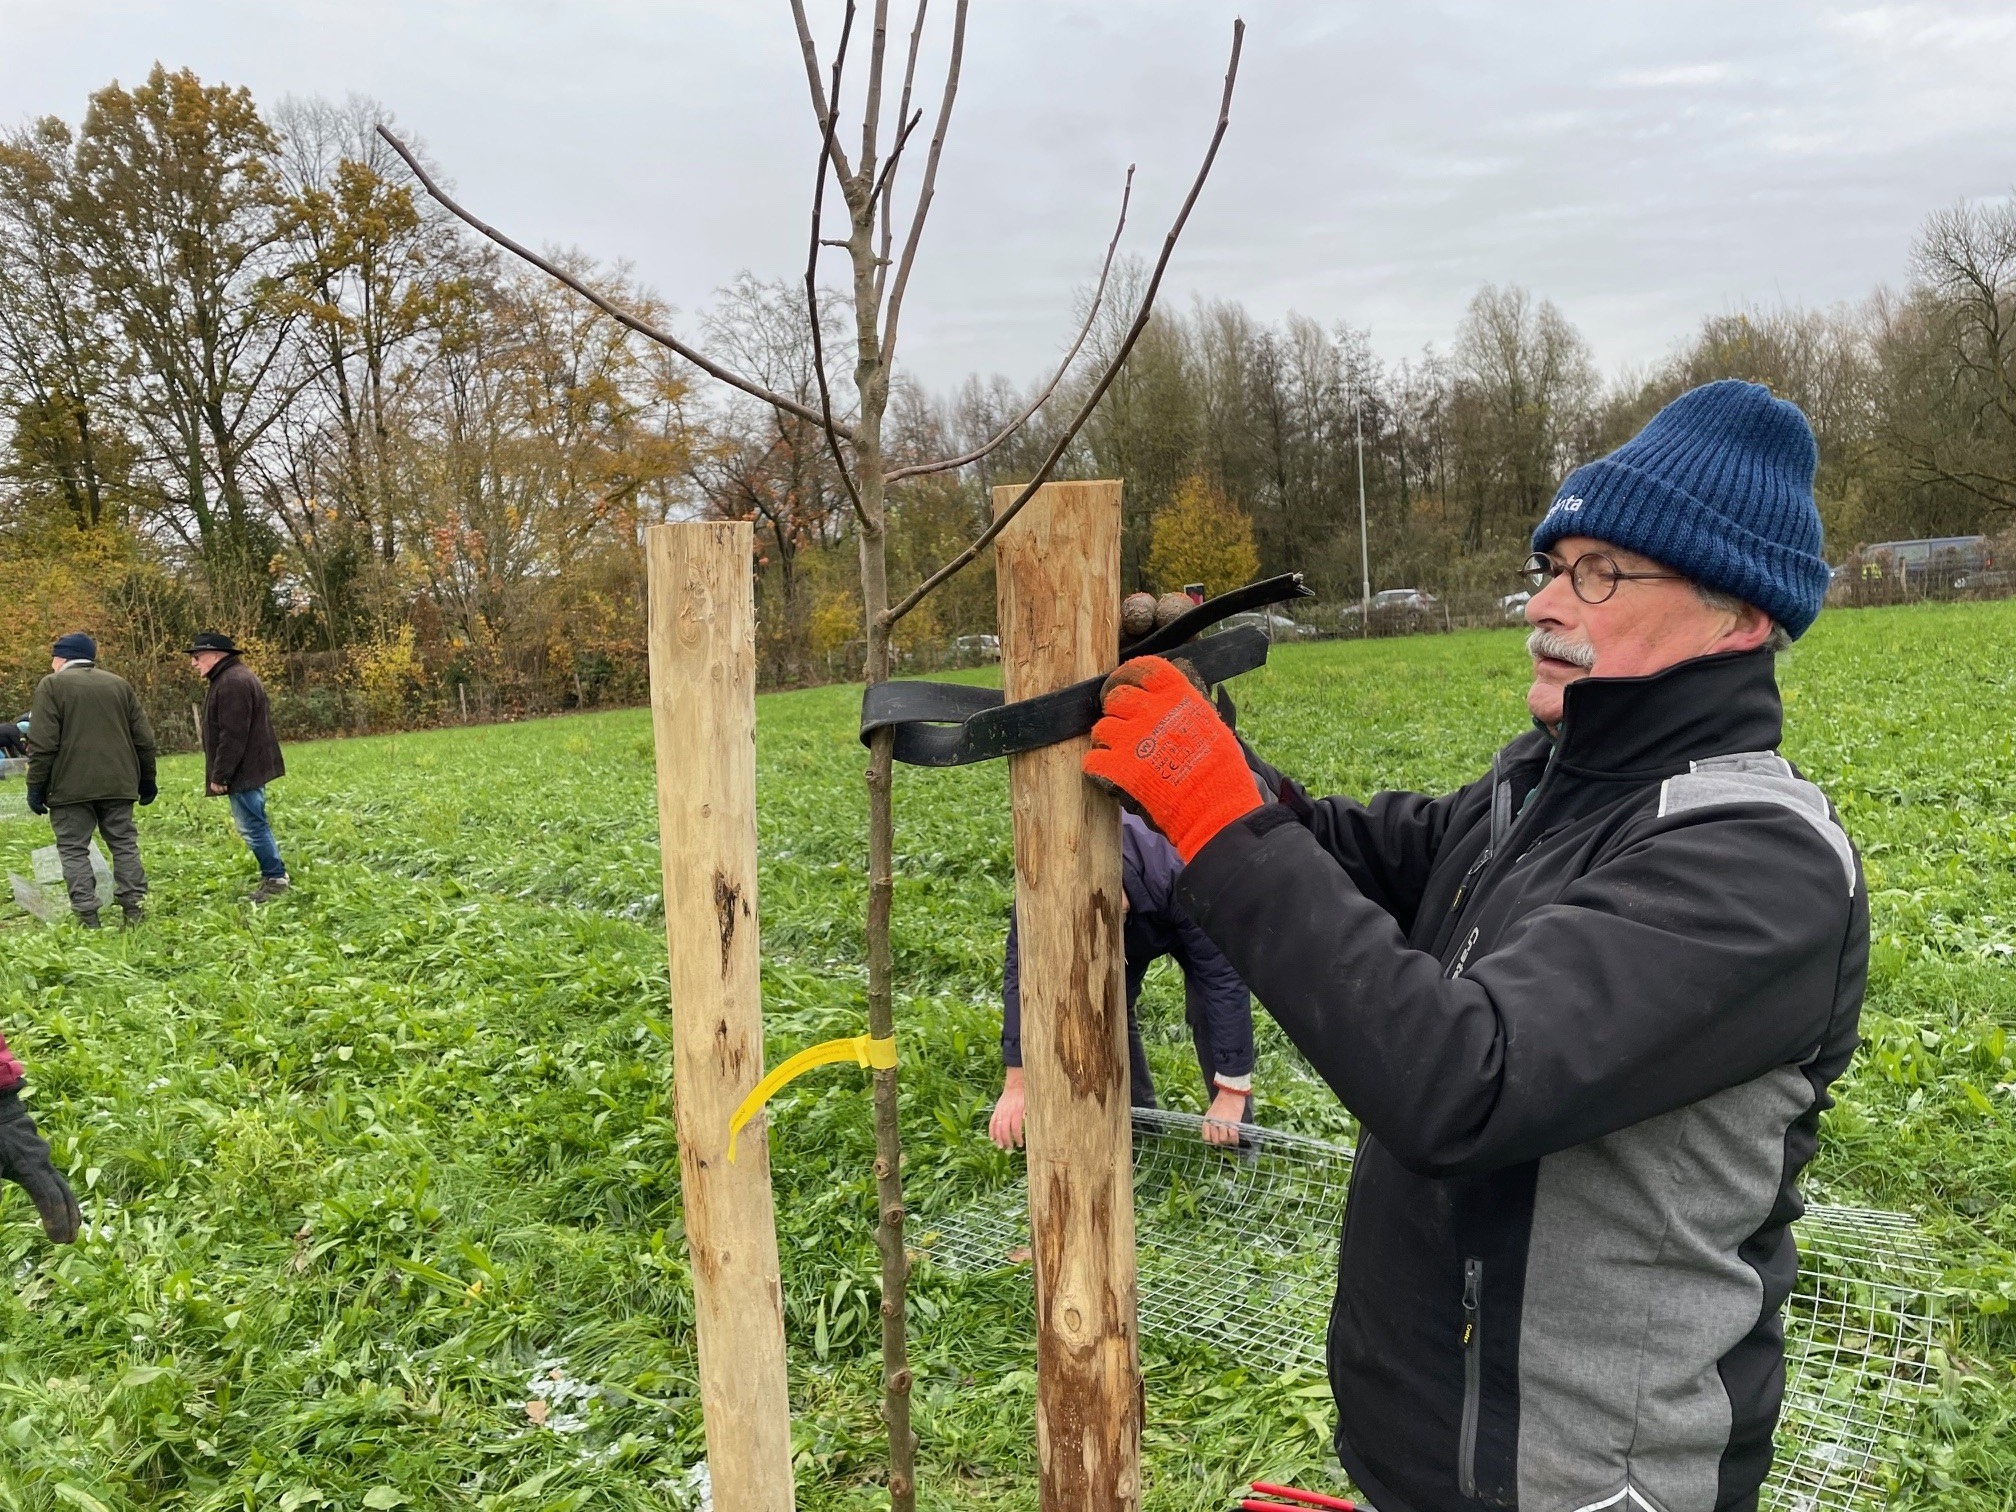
[
  {"xmin": 1448, "ymin": 846, "xmax": 1491, "ymax": 914},
  {"xmin": 1461, "ymin": 1258, "xmax": 1481, "ymax": 1347}
]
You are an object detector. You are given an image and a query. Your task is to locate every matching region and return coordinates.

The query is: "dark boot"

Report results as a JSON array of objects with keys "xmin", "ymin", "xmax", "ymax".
[
  {"xmin": 248, "ymin": 876, "xmax": 291, "ymax": 905},
  {"xmin": 120, "ymin": 906, "xmax": 145, "ymax": 928},
  {"xmin": 76, "ymin": 911, "xmax": 100, "ymax": 930}
]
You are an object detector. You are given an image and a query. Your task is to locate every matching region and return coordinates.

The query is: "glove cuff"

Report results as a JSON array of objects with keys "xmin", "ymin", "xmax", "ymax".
[{"xmin": 1168, "ymin": 781, "xmax": 1263, "ymax": 864}]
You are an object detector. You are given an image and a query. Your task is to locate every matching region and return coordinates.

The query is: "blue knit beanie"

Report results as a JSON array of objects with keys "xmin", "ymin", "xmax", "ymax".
[
  {"xmin": 1532, "ymin": 379, "xmax": 1830, "ymax": 638},
  {"xmin": 52, "ymin": 631, "xmax": 96, "ymax": 662}
]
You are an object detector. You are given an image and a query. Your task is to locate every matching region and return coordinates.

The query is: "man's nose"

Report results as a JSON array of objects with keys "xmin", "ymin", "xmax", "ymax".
[{"xmin": 1526, "ymin": 573, "xmax": 1576, "ymax": 628}]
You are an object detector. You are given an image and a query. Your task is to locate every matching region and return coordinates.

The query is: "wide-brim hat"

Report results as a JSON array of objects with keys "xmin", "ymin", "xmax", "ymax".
[{"xmin": 187, "ymin": 630, "xmax": 242, "ymax": 655}]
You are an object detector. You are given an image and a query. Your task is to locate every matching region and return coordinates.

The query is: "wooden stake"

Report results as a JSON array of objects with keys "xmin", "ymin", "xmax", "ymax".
[
  {"xmin": 993, "ymin": 481, "xmax": 1139, "ymax": 1512},
  {"xmin": 646, "ymin": 522, "xmax": 795, "ymax": 1512}
]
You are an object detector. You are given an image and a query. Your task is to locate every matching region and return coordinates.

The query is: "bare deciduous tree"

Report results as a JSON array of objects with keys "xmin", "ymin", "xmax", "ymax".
[
  {"xmin": 379, "ymin": 7, "xmax": 1244, "ymax": 1504},
  {"xmin": 1884, "ymin": 199, "xmax": 2016, "ymax": 514}
]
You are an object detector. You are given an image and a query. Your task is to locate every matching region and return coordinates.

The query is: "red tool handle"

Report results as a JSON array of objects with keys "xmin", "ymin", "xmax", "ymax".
[{"xmin": 1250, "ymin": 1482, "xmax": 1357, "ymax": 1511}]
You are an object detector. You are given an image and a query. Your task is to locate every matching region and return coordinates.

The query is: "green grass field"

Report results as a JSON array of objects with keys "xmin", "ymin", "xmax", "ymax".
[{"xmin": 0, "ymin": 601, "xmax": 2012, "ymax": 1511}]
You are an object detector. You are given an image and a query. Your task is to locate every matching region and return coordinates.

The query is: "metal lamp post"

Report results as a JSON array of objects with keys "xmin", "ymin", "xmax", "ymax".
[{"xmin": 1354, "ymin": 378, "xmax": 1370, "ymax": 638}]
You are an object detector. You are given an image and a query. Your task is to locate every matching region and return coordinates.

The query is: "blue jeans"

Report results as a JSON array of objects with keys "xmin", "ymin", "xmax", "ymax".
[{"xmin": 228, "ymin": 786, "xmax": 287, "ymax": 879}]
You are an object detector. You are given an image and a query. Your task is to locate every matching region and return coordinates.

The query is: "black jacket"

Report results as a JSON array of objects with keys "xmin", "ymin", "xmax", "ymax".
[
  {"xmin": 1179, "ymin": 650, "xmax": 1865, "ymax": 1512},
  {"xmin": 202, "ymin": 655, "xmax": 285, "ymax": 794}
]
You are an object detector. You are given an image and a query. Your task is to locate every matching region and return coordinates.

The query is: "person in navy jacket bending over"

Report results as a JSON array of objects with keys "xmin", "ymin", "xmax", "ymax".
[{"xmin": 992, "ymin": 809, "xmax": 1257, "ymax": 1149}]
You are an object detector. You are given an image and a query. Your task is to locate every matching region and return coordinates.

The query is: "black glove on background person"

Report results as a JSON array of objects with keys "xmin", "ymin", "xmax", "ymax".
[
  {"xmin": 0, "ymin": 1092, "xmax": 81, "ymax": 1242},
  {"xmin": 25, "ymin": 784, "xmax": 46, "ymax": 815},
  {"xmin": 138, "ymin": 779, "xmax": 157, "ymax": 805}
]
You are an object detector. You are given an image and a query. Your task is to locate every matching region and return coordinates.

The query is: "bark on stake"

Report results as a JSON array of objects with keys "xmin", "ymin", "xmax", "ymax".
[
  {"xmin": 993, "ymin": 480, "xmax": 1140, "ymax": 1511},
  {"xmin": 646, "ymin": 522, "xmax": 795, "ymax": 1512}
]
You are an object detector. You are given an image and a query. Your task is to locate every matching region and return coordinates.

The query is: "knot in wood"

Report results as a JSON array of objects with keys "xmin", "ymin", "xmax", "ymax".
[
  {"xmin": 883, "ymin": 1205, "xmax": 906, "ymax": 1227},
  {"xmin": 888, "ymin": 1368, "xmax": 913, "ymax": 1394},
  {"xmin": 873, "ymin": 1157, "xmax": 892, "ymax": 1180}
]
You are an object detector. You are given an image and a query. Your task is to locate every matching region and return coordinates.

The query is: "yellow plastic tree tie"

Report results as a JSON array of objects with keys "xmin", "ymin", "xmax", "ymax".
[{"xmin": 726, "ymin": 1033, "xmax": 898, "ymax": 1163}]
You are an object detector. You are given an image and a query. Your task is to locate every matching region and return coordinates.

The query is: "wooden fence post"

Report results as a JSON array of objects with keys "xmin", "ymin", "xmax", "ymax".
[
  {"xmin": 993, "ymin": 480, "xmax": 1140, "ymax": 1512},
  {"xmin": 646, "ymin": 521, "xmax": 795, "ymax": 1512}
]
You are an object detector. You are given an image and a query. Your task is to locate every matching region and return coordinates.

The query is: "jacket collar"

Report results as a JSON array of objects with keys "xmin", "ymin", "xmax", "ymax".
[
  {"xmin": 204, "ymin": 653, "xmax": 241, "ymax": 682},
  {"xmin": 1550, "ymin": 648, "xmax": 1782, "ymax": 780}
]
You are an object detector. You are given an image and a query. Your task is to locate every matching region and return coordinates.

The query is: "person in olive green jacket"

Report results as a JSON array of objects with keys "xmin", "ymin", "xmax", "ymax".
[{"xmin": 25, "ymin": 632, "xmax": 157, "ymax": 927}]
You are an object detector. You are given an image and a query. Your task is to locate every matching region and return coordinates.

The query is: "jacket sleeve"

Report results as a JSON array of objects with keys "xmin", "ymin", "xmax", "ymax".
[
  {"xmin": 1178, "ymin": 802, "xmax": 1856, "ymax": 1178},
  {"xmin": 209, "ymin": 675, "xmax": 250, "ymax": 787},
  {"xmin": 1296, "ymin": 785, "xmax": 1477, "ymax": 934},
  {"xmin": 1001, "ymin": 910, "xmax": 1023, "ymax": 1069},
  {"xmin": 1171, "ymin": 906, "xmax": 1254, "ymax": 1083},
  {"xmin": 24, "ymin": 679, "xmax": 59, "ymax": 791},
  {"xmin": 1240, "ymin": 735, "xmax": 1478, "ymax": 933},
  {"xmin": 128, "ymin": 685, "xmax": 158, "ymax": 788}
]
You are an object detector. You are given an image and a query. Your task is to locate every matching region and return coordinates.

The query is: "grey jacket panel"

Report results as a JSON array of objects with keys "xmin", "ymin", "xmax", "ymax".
[
  {"xmin": 1659, "ymin": 753, "xmax": 1856, "ymax": 897},
  {"xmin": 1518, "ymin": 1065, "xmax": 1819, "ymax": 1512}
]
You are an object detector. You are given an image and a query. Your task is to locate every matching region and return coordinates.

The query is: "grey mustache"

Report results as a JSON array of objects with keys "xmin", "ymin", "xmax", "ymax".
[{"xmin": 1527, "ymin": 628, "xmax": 1596, "ymax": 670}]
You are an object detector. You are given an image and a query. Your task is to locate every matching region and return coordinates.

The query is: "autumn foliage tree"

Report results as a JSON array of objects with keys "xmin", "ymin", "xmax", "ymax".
[{"xmin": 1147, "ymin": 471, "xmax": 1257, "ymax": 595}]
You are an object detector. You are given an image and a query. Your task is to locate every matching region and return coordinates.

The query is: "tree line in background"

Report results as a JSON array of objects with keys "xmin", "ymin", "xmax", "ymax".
[{"xmin": 3, "ymin": 67, "xmax": 2013, "ymax": 741}]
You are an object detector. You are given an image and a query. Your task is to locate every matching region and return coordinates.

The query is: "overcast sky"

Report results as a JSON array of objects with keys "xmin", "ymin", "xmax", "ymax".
[{"xmin": 5, "ymin": 0, "xmax": 2014, "ymax": 394}]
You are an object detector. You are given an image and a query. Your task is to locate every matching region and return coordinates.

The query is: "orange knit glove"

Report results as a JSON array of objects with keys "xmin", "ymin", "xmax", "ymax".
[{"xmin": 1083, "ymin": 656, "xmax": 1261, "ymax": 863}]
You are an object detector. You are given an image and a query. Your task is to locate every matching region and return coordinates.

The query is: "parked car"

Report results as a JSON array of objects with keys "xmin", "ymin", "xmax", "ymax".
[
  {"xmin": 952, "ymin": 634, "xmax": 1000, "ymax": 661},
  {"xmin": 1860, "ymin": 536, "xmax": 1992, "ymax": 584},
  {"xmin": 1220, "ymin": 609, "xmax": 1315, "ymax": 641},
  {"xmin": 1365, "ymin": 588, "xmax": 1439, "ymax": 634},
  {"xmin": 1500, "ymin": 590, "xmax": 1532, "ymax": 622}
]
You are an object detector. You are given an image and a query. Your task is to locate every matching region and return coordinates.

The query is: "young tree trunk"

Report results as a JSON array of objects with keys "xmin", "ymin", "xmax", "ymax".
[{"xmin": 825, "ymin": 65, "xmax": 922, "ymax": 1490}]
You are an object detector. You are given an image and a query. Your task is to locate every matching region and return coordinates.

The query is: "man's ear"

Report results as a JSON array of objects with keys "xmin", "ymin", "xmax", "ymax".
[{"xmin": 1713, "ymin": 601, "xmax": 1775, "ymax": 655}]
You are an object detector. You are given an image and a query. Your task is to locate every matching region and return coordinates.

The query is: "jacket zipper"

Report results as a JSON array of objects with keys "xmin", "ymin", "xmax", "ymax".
[
  {"xmin": 1441, "ymin": 755, "xmax": 1508, "ymax": 932},
  {"xmin": 1459, "ymin": 1257, "xmax": 1483, "ymax": 1500},
  {"xmin": 1446, "ymin": 740, "xmax": 1562, "ymax": 952},
  {"xmin": 1446, "ymin": 842, "xmax": 1493, "ymax": 918}
]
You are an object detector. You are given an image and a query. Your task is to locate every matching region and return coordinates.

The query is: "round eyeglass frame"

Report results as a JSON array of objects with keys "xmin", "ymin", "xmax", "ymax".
[{"xmin": 1521, "ymin": 550, "xmax": 1685, "ymax": 606}]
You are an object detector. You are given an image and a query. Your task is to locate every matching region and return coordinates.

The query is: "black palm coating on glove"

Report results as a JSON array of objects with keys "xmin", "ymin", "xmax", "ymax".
[{"xmin": 0, "ymin": 1093, "xmax": 81, "ymax": 1242}]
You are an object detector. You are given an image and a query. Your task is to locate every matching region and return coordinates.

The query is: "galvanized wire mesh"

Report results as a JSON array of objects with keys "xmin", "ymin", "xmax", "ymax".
[
  {"xmin": 920, "ymin": 1108, "xmax": 1938, "ymax": 1512},
  {"xmin": 0, "ymin": 757, "xmax": 28, "ymax": 821},
  {"xmin": 1772, "ymin": 1204, "xmax": 1940, "ymax": 1511}
]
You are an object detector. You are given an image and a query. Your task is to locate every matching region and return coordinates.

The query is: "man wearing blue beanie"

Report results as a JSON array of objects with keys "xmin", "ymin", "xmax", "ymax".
[{"xmin": 1085, "ymin": 381, "xmax": 1863, "ymax": 1511}]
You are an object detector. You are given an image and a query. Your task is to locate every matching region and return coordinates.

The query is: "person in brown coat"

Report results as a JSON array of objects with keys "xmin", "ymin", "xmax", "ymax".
[{"xmin": 188, "ymin": 632, "xmax": 289, "ymax": 902}]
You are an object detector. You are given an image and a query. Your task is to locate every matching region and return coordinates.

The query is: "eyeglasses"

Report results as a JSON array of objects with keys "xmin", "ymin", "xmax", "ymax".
[{"xmin": 1521, "ymin": 551, "xmax": 1685, "ymax": 605}]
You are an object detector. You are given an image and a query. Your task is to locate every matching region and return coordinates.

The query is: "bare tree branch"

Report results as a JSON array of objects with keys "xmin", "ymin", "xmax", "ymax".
[
  {"xmin": 860, "ymin": 0, "xmax": 892, "ymax": 193},
  {"xmin": 879, "ymin": 0, "xmax": 968, "ymax": 368},
  {"xmin": 886, "ymin": 163, "xmax": 1134, "ymax": 484},
  {"xmin": 807, "ymin": 0, "xmax": 869, "ymax": 527},
  {"xmin": 789, "ymin": 0, "xmax": 856, "ymax": 184},
  {"xmin": 869, "ymin": 108, "xmax": 926, "ymax": 216},
  {"xmin": 876, "ymin": 0, "xmax": 931, "ymax": 309},
  {"xmin": 374, "ymin": 127, "xmax": 855, "ymax": 438},
  {"xmin": 883, "ymin": 17, "xmax": 1245, "ymax": 627}
]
